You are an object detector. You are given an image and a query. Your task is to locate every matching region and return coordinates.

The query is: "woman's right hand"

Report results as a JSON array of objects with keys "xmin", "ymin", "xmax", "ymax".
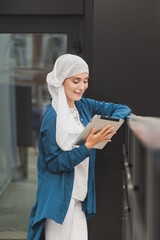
[{"xmin": 85, "ymin": 125, "xmax": 116, "ymax": 150}]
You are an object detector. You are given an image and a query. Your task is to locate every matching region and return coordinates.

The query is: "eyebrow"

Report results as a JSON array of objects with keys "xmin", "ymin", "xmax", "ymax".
[{"xmin": 69, "ymin": 77, "xmax": 89, "ymax": 80}]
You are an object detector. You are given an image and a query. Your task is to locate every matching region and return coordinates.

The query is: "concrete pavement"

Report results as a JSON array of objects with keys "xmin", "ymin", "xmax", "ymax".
[{"xmin": 0, "ymin": 148, "xmax": 38, "ymax": 240}]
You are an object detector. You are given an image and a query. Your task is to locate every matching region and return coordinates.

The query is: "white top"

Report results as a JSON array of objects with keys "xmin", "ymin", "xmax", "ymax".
[{"xmin": 70, "ymin": 106, "xmax": 89, "ymax": 201}]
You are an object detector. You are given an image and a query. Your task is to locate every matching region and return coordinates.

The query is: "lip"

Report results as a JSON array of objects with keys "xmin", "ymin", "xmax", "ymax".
[{"xmin": 74, "ymin": 92, "xmax": 83, "ymax": 95}]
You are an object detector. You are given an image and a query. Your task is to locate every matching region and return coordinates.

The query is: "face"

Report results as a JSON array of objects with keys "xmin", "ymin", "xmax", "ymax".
[{"xmin": 63, "ymin": 72, "xmax": 89, "ymax": 108}]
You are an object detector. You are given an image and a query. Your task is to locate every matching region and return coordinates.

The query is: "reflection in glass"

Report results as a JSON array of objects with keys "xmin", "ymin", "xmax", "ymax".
[{"xmin": 0, "ymin": 33, "xmax": 67, "ymax": 238}]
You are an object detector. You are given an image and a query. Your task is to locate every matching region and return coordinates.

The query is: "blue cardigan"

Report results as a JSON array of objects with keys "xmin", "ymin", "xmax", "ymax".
[{"xmin": 27, "ymin": 98, "xmax": 131, "ymax": 240}]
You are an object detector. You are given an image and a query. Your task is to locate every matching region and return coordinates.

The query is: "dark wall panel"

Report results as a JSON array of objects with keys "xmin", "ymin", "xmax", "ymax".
[
  {"xmin": 88, "ymin": 128, "xmax": 124, "ymax": 240},
  {"xmin": 0, "ymin": 0, "xmax": 84, "ymax": 15},
  {"xmin": 16, "ymin": 86, "xmax": 32, "ymax": 147},
  {"xmin": 88, "ymin": 0, "xmax": 160, "ymax": 240},
  {"xmin": 92, "ymin": 0, "xmax": 160, "ymax": 117}
]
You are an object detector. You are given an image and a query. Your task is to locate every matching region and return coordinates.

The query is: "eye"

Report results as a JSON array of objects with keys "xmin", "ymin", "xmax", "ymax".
[
  {"xmin": 84, "ymin": 79, "xmax": 88, "ymax": 84},
  {"xmin": 73, "ymin": 80, "xmax": 79, "ymax": 84}
]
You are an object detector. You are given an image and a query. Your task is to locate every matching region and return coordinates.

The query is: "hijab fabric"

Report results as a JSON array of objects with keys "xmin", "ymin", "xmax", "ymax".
[{"xmin": 46, "ymin": 54, "xmax": 89, "ymax": 150}]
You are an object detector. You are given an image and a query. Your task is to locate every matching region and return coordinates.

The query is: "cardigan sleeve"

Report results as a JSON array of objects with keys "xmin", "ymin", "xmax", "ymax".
[
  {"xmin": 84, "ymin": 98, "xmax": 131, "ymax": 119},
  {"xmin": 40, "ymin": 108, "xmax": 90, "ymax": 174}
]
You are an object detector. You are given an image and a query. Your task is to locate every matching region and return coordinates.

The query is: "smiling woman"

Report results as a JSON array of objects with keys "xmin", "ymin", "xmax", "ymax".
[
  {"xmin": 63, "ymin": 73, "xmax": 89, "ymax": 107},
  {"xmin": 27, "ymin": 54, "xmax": 131, "ymax": 240}
]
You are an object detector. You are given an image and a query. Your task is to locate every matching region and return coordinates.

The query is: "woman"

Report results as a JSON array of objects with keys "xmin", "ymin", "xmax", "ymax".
[{"xmin": 27, "ymin": 54, "xmax": 131, "ymax": 240}]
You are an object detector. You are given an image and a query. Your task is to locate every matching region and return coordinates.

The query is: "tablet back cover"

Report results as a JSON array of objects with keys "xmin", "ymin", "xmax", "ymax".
[{"xmin": 73, "ymin": 115, "xmax": 124, "ymax": 149}]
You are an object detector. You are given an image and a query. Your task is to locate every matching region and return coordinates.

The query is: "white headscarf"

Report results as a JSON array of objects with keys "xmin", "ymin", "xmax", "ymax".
[{"xmin": 46, "ymin": 54, "xmax": 89, "ymax": 151}]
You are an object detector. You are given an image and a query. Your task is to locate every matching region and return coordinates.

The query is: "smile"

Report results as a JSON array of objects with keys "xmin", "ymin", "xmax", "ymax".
[{"xmin": 74, "ymin": 92, "xmax": 83, "ymax": 95}]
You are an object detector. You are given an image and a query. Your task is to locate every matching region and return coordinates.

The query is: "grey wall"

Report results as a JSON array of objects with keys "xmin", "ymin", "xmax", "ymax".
[
  {"xmin": 91, "ymin": 0, "xmax": 160, "ymax": 117},
  {"xmin": 85, "ymin": 0, "xmax": 160, "ymax": 239}
]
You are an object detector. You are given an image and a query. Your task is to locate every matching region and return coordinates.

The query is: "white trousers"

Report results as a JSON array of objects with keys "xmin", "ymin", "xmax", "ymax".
[{"xmin": 44, "ymin": 198, "xmax": 88, "ymax": 240}]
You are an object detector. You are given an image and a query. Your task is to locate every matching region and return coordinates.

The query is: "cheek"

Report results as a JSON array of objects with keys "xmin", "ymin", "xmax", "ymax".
[
  {"xmin": 64, "ymin": 83, "xmax": 74, "ymax": 94},
  {"xmin": 64, "ymin": 86, "xmax": 72, "ymax": 98},
  {"xmin": 85, "ymin": 84, "xmax": 88, "ymax": 90}
]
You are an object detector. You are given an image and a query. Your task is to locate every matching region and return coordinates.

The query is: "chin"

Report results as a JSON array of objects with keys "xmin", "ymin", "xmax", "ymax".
[
  {"xmin": 73, "ymin": 94, "xmax": 83, "ymax": 101},
  {"xmin": 76, "ymin": 96, "xmax": 82, "ymax": 101}
]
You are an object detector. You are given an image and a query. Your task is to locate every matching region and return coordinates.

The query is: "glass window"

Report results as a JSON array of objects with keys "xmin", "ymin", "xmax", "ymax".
[{"xmin": 0, "ymin": 33, "xmax": 67, "ymax": 239}]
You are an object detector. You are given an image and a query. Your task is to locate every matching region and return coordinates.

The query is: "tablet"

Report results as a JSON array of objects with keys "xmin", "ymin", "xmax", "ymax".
[{"xmin": 73, "ymin": 115, "xmax": 124, "ymax": 149}]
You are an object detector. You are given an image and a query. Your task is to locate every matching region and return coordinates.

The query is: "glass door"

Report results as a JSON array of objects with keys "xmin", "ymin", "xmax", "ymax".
[{"xmin": 0, "ymin": 16, "xmax": 83, "ymax": 239}]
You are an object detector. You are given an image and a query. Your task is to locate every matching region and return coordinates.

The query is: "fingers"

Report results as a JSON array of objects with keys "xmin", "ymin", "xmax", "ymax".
[
  {"xmin": 99, "ymin": 125, "xmax": 115, "ymax": 137},
  {"xmin": 103, "ymin": 139, "xmax": 112, "ymax": 142},
  {"xmin": 99, "ymin": 125, "xmax": 116, "ymax": 142},
  {"xmin": 90, "ymin": 125, "xmax": 116, "ymax": 139},
  {"xmin": 102, "ymin": 132, "xmax": 116, "ymax": 141},
  {"xmin": 91, "ymin": 125, "xmax": 115, "ymax": 137},
  {"xmin": 90, "ymin": 127, "xmax": 96, "ymax": 135},
  {"xmin": 86, "ymin": 125, "xmax": 116, "ymax": 148},
  {"xmin": 102, "ymin": 128, "xmax": 116, "ymax": 138},
  {"xmin": 100, "ymin": 124, "xmax": 111, "ymax": 134}
]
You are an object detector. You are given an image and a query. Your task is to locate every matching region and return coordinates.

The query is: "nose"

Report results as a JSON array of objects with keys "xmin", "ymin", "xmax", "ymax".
[{"xmin": 79, "ymin": 82, "xmax": 85, "ymax": 90}]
